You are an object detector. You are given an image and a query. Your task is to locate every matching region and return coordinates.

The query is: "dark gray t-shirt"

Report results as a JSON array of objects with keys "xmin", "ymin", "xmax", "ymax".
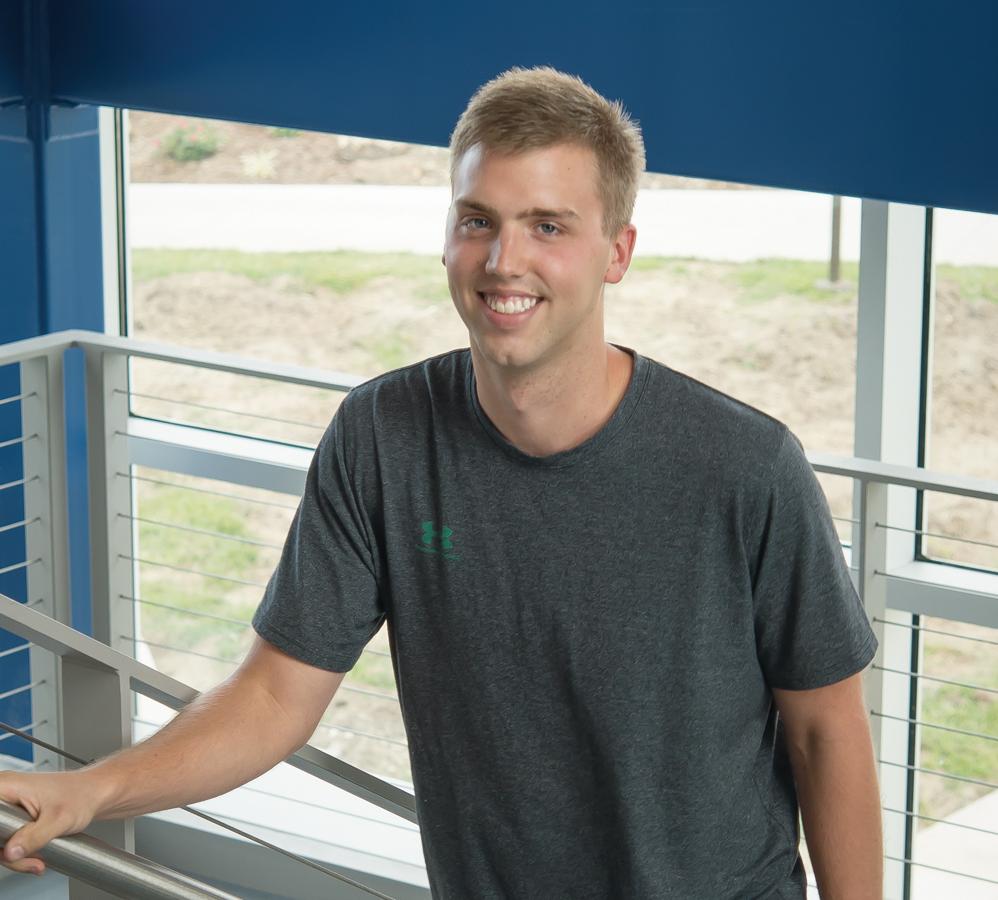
[{"xmin": 252, "ymin": 345, "xmax": 877, "ymax": 900}]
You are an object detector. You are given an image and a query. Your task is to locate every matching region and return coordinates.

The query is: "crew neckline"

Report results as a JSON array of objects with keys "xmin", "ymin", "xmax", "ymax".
[{"xmin": 466, "ymin": 344, "xmax": 649, "ymax": 468}]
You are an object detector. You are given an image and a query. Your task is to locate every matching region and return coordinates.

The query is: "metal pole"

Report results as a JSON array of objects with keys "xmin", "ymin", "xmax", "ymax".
[
  {"xmin": 0, "ymin": 801, "xmax": 241, "ymax": 900},
  {"xmin": 829, "ymin": 194, "xmax": 842, "ymax": 283}
]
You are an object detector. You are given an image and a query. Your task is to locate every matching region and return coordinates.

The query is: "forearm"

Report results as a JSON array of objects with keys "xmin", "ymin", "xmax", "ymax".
[
  {"xmin": 83, "ymin": 671, "xmax": 309, "ymax": 821},
  {"xmin": 791, "ymin": 728, "xmax": 883, "ymax": 900}
]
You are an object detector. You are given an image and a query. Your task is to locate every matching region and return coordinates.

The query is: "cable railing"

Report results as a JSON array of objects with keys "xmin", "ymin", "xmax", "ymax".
[
  {"xmin": 0, "ymin": 329, "xmax": 996, "ymax": 898},
  {"xmin": 0, "ymin": 800, "xmax": 241, "ymax": 899},
  {"xmin": 0, "ymin": 593, "xmax": 410, "ymax": 899}
]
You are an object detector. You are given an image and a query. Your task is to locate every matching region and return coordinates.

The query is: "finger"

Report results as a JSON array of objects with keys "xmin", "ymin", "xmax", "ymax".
[
  {"xmin": 5, "ymin": 818, "xmax": 65, "ymax": 862},
  {"xmin": 1, "ymin": 856, "xmax": 46, "ymax": 876}
]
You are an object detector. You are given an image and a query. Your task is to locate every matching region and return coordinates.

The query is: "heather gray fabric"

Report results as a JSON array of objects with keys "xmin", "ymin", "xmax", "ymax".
[{"xmin": 252, "ymin": 345, "xmax": 878, "ymax": 900}]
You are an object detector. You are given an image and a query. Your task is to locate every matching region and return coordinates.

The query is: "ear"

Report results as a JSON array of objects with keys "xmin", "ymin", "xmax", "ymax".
[{"xmin": 603, "ymin": 224, "xmax": 637, "ymax": 285}]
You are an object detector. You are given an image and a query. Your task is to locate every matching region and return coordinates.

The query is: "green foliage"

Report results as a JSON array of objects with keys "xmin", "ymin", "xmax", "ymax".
[
  {"xmin": 131, "ymin": 249, "xmax": 442, "ymax": 295},
  {"xmin": 728, "ymin": 259, "xmax": 860, "ymax": 303},
  {"xmin": 350, "ymin": 650, "xmax": 396, "ymax": 691},
  {"xmin": 919, "ymin": 684, "xmax": 997, "ymax": 814},
  {"xmin": 161, "ymin": 125, "xmax": 220, "ymax": 162},
  {"xmin": 136, "ymin": 484, "xmax": 260, "ymax": 652},
  {"xmin": 368, "ymin": 333, "xmax": 413, "ymax": 371},
  {"xmin": 628, "ymin": 256, "xmax": 692, "ymax": 275},
  {"xmin": 268, "ymin": 126, "xmax": 301, "ymax": 138},
  {"xmin": 937, "ymin": 264, "xmax": 998, "ymax": 304},
  {"xmin": 138, "ymin": 486, "xmax": 257, "ymax": 573}
]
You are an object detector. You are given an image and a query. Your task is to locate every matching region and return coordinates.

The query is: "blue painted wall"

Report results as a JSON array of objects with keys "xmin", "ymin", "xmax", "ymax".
[
  {"xmin": 44, "ymin": 0, "xmax": 998, "ymax": 215},
  {"xmin": 0, "ymin": 0, "xmax": 23, "ymax": 103}
]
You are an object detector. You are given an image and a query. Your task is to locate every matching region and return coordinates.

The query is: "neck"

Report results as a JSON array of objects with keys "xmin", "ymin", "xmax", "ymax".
[{"xmin": 471, "ymin": 342, "xmax": 634, "ymax": 457}]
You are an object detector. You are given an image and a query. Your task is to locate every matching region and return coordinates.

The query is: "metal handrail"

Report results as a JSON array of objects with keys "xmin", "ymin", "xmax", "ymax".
[
  {"xmin": 0, "ymin": 594, "xmax": 417, "ymax": 825},
  {"xmin": 2, "ymin": 329, "xmax": 997, "ymax": 503},
  {"xmin": 0, "ymin": 801, "xmax": 240, "ymax": 899}
]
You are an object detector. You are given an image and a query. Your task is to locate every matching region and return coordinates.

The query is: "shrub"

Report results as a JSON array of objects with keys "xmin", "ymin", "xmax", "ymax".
[{"xmin": 162, "ymin": 124, "xmax": 220, "ymax": 162}]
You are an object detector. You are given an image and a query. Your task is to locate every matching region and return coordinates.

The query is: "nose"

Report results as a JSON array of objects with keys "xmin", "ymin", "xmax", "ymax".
[{"xmin": 485, "ymin": 227, "xmax": 526, "ymax": 279}]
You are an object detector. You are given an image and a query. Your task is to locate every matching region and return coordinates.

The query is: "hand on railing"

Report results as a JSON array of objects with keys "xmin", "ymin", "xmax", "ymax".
[{"xmin": 0, "ymin": 768, "xmax": 101, "ymax": 876}]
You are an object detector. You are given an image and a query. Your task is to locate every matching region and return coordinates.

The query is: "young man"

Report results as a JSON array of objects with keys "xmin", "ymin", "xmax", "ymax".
[{"xmin": 0, "ymin": 68, "xmax": 882, "ymax": 898}]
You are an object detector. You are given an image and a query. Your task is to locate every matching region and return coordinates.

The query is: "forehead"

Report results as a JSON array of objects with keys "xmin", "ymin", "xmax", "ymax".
[{"xmin": 452, "ymin": 142, "xmax": 602, "ymax": 211}]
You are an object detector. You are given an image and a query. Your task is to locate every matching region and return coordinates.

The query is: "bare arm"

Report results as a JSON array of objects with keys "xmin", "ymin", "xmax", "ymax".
[
  {"xmin": 773, "ymin": 671, "xmax": 883, "ymax": 900},
  {"xmin": 0, "ymin": 636, "xmax": 344, "ymax": 875}
]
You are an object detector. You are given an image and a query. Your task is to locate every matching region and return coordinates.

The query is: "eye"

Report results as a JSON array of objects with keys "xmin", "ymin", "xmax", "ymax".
[
  {"xmin": 537, "ymin": 222, "xmax": 561, "ymax": 236},
  {"xmin": 462, "ymin": 216, "xmax": 490, "ymax": 230}
]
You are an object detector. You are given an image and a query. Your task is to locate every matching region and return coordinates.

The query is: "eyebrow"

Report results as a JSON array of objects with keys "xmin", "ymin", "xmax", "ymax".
[{"xmin": 456, "ymin": 199, "xmax": 581, "ymax": 221}]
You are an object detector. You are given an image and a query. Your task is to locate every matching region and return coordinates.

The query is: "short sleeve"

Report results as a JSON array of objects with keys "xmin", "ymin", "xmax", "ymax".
[
  {"xmin": 252, "ymin": 403, "xmax": 384, "ymax": 672},
  {"xmin": 752, "ymin": 427, "xmax": 878, "ymax": 690}
]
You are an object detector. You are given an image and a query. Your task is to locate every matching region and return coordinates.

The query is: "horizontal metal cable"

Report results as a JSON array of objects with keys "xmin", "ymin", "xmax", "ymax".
[
  {"xmin": 0, "ymin": 643, "xmax": 31, "ymax": 660},
  {"xmin": 873, "ymin": 616, "xmax": 998, "ymax": 646},
  {"xmin": 0, "ymin": 392, "xmax": 37, "ymax": 408},
  {"xmin": 132, "ymin": 712, "xmax": 408, "ymax": 765},
  {"xmin": 0, "ymin": 434, "xmax": 38, "ymax": 450},
  {"xmin": 871, "ymin": 664, "xmax": 998, "ymax": 695},
  {"xmin": 0, "ymin": 476, "xmax": 39, "ymax": 493},
  {"xmin": 117, "ymin": 512, "xmax": 285, "ymax": 550},
  {"xmin": 115, "ymin": 388, "xmax": 327, "ymax": 432},
  {"xmin": 117, "ymin": 471, "xmax": 299, "ymax": 510},
  {"xmin": 0, "ymin": 516, "xmax": 41, "ymax": 535},
  {"xmin": 878, "ymin": 758, "xmax": 998, "ymax": 790},
  {"xmin": 235, "ymin": 784, "xmax": 419, "ymax": 834},
  {"xmin": 0, "ymin": 720, "xmax": 396, "ymax": 899},
  {"xmin": 0, "ymin": 558, "xmax": 42, "ymax": 576},
  {"xmin": 871, "ymin": 709, "xmax": 998, "ymax": 744},
  {"xmin": 128, "ymin": 637, "xmax": 244, "ymax": 666},
  {"xmin": 830, "ymin": 514, "xmax": 860, "ymax": 525},
  {"xmin": 362, "ymin": 646, "xmax": 392, "ymax": 660},
  {"xmin": 881, "ymin": 805, "xmax": 998, "ymax": 838},
  {"xmin": 339, "ymin": 683, "xmax": 400, "ymax": 703},
  {"xmin": 315, "ymin": 721, "xmax": 409, "ymax": 749},
  {"xmin": 877, "ymin": 520, "xmax": 998, "ymax": 552},
  {"xmin": 0, "ymin": 720, "xmax": 45, "ymax": 743},
  {"xmin": 126, "ymin": 637, "xmax": 397, "ymax": 703},
  {"xmin": 883, "ymin": 854, "xmax": 998, "ymax": 886},
  {"xmin": 873, "ymin": 569, "xmax": 998, "ymax": 602},
  {"xmin": 0, "ymin": 680, "xmax": 44, "ymax": 702},
  {"xmin": 118, "ymin": 554, "xmax": 269, "ymax": 588},
  {"xmin": 124, "ymin": 596, "xmax": 251, "ymax": 629}
]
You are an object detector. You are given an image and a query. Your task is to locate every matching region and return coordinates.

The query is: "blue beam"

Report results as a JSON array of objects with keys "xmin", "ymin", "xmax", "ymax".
[
  {"xmin": 0, "ymin": 0, "xmax": 23, "ymax": 104},
  {"xmin": 45, "ymin": 0, "xmax": 998, "ymax": 215}
]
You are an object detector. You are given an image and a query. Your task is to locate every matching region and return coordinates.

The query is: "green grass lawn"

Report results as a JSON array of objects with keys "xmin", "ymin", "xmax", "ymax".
[{"xmin": 132, "ymin": 248, "xmax": 443, "ymax": 296}]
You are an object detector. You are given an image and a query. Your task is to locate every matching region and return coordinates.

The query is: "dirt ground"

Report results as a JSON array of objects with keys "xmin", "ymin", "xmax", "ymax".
[
  {"xmin": 128, "ymin": 109, "xmax": 757, "ymax": 191},
  {"xmin": 125, "ymin": 111, "xmax": 997, "ymax": 821}
]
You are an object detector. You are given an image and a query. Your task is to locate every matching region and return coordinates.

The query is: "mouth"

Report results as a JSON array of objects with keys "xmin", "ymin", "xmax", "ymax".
[{"xmin": 477, "ymin": 291, "xmax": 543, "ymax": 317}]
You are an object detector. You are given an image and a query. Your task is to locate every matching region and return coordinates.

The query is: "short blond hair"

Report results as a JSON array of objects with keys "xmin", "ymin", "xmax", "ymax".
[{"xmin": 449, "ymin": 67, "xmax": 646, "ymax": 237}]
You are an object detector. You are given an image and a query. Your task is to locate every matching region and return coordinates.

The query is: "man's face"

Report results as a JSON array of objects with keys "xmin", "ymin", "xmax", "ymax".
[{"xmin": 442, "ymin": 142, "xmax": 635, "ymax": 375}]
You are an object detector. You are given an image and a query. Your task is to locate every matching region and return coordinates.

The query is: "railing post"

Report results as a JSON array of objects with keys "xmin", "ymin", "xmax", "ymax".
[
  {"xmin": 76, "ymin": 344, "xmax": 138, "ymax": 899},
  {"xmin": 83, "ymin": 345, "xmax": 136, "ymax": 656},
  {"xmin": 858, "ymin": 477, "xmax": 915, "ymax": 899},
  {"xmin": 20, "ymin": 352, "xmax": 69, "ymax": 773},
  {"xmin": 59, "ymin": 650, "xmax": 135, "ymax": 900},
  {"xmin": 853, "ymin": 199, "xmax": 931, "ymax": 900}
]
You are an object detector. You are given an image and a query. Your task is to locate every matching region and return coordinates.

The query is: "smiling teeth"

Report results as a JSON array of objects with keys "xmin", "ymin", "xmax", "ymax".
[{"xmin": 484, "ymin": 294, "xmax": 539, "ymax": 314}]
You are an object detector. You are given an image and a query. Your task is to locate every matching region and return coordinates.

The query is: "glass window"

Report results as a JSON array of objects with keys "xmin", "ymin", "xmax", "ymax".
[{"xmin": 924, "ymin": 208, "xmax": 998, "ymax": 571}]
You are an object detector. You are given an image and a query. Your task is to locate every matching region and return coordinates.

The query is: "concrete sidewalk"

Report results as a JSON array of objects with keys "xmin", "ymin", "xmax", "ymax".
[{"xmin": 129, "ymin": 183, "xmax": 998, "ymax": 265}]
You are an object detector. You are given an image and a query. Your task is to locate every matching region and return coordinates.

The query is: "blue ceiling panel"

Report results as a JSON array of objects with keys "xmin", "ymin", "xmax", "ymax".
[
  {"xmin": 37, "ymin": 0, "xmax": 998, "ymax": 214},
  {"xmin": 0, "ymin": 0, "xmax": 24, "ymax": 104}
]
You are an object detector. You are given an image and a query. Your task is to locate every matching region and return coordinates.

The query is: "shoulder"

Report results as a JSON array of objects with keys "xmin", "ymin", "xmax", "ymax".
[
  {"xmin": 336, "ymin": 347, "xmax": 470, "ymax": 423},
  {"xmin": 639, "ymin": 356, "xmax": 793, "ymax": 481}
]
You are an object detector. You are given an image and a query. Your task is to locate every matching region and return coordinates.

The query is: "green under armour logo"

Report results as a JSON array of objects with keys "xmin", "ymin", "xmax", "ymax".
[{"xmin": 417, "ymin": 521, "xmax": 460, "ymax": 560}]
